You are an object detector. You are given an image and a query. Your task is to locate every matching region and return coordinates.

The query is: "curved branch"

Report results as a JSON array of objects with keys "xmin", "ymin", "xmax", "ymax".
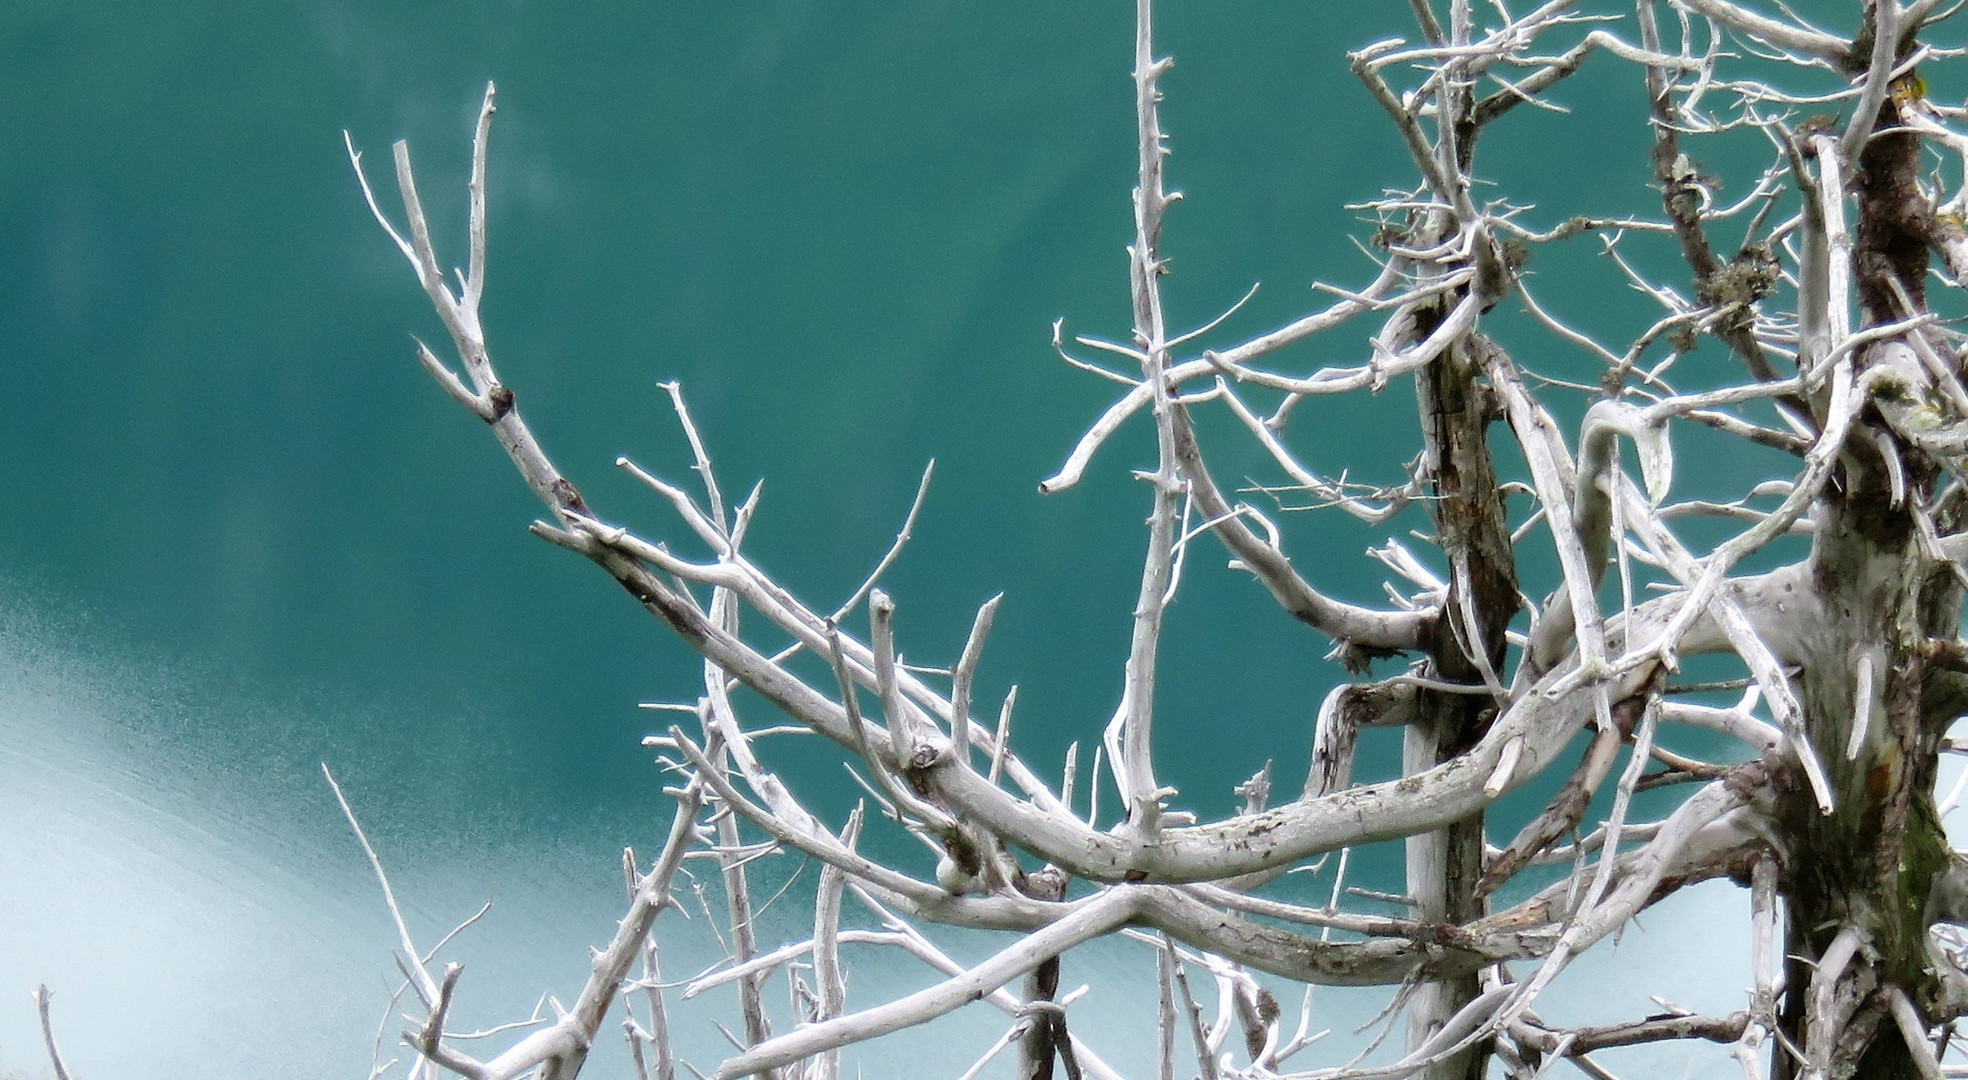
[
  {"xmin": 368, "ymin": 129, "xmax": 1805, "ymax": 883},
  {"xmin": 1167, "ymin": 395, "xmax": 1433, "ymax": 652},
  {"xmin": 711, "ymin": 888, "xmax": 1143, "ymax": 1080},
  {"xmin": 924, "ymin": 567, "xmax": 1800, "ymax": 882},
  {"xmin": 1669, "ymin": 0, "xmax": 1851, "ymax": 66}
]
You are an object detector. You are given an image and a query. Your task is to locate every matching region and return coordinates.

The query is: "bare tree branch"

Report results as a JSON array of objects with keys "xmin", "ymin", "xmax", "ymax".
[{"xmin": 337, "ymin": 4, "xmax": 1968, "ymax": 1076}]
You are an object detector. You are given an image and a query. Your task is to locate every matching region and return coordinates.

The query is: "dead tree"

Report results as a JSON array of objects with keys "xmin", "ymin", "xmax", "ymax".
[{"xmin": 338, "ymin": 1, "xmax": 1968, "ymax": 1077}]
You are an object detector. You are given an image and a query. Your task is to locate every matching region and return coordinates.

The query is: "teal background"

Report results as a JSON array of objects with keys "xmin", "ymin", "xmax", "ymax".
[{"xmin": 0, "ymin": 2, "xmax": 1889, "ymax": 1077}]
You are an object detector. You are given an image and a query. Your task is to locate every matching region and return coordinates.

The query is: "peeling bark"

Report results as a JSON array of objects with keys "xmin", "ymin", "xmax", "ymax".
[{"xmin": 1772, "ymin": 19, "xmax": 1965, "ymax": 1075}]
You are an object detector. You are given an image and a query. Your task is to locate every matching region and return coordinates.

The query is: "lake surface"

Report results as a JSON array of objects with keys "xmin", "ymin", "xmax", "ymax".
[{"xmin": 0, "ymin": 1, "xmax": 1910, "ymax": 1076}]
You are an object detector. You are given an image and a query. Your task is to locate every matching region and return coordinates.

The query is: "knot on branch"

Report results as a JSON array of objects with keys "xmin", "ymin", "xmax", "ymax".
[
  {"xmin": 1327, "ymin": 637, "xmax": 1405, "ymax": 676},
  {"xmin": 486, "ymin": 383, "xmax": 515, "ymax": 420},
  {"xmin": 550, "ymin": 477, "xmax": 589, "ymax": 515},
  {"xmin": 1725, "ymin": 755, "xmax": 1781, "ymax": 806},
  {"xmin": 1697, "ymin": 245, "xmax": 1782, "ymax": 310}
]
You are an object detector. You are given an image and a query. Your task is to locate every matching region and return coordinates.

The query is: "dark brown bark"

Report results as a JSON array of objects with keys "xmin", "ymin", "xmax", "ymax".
[
  {"xmin": 1407, "ymin": 326, "xmax": 1519, "ymax": 1080},
  {"xmin": 1018, "ymin": 867, "xmax": 1075, "ymax": 1080}
]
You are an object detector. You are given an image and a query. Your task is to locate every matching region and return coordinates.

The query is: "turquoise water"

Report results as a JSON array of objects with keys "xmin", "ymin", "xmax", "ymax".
[{"xmin": 0, "ymin": 2, "xmax": 1896, "ymax": 1076}]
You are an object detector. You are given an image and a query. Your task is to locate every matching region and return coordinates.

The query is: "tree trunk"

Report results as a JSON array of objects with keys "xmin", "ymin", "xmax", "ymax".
[
  {"xmin": 1773, "ymin": 489, "xmax": 1956, "ymax": 1079},
  {"xmin": 1408, "ymin": 330, "xmax": 1518, "ymax": 1080},
  {"xmin": 1772, "ymin": 42, "xmax": 1963, "ymax": 1076}
]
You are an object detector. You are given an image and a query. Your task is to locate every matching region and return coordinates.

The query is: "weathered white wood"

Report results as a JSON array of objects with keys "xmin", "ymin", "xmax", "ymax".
[{"xmin": 342, "ymin": 3, "xmax": 1968, "ymax": 1076}]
